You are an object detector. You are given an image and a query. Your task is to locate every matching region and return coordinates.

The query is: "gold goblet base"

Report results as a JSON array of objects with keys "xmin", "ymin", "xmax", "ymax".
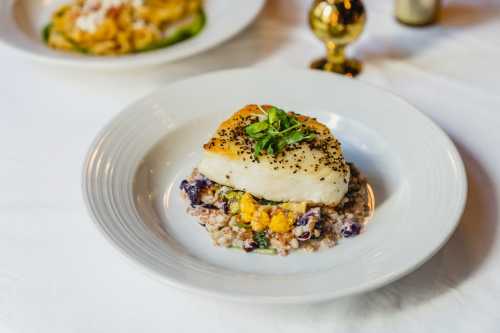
[{"xmin": 310, "ymin": 58, "xmax": 362, "ymax": 77}]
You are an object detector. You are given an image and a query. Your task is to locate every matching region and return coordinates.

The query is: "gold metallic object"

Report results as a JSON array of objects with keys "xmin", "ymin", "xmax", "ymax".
[
  {"xmin": 309, "ymin": 0, "xmax": 366, "ymax": 77},
  {"xmin": 395, "ymin": 0, "xmax": 440, "ymax": 26}
]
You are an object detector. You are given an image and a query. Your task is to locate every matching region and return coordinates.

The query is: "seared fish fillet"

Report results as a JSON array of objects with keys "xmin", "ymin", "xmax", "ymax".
[{"xmin": 198, "ymin": 105, "xmax": 350, "ymax": 205}]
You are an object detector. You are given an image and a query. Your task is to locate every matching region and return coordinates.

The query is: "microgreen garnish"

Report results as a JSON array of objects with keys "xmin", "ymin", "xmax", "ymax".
[{"xmin": 244, "ymin": 106, "xmax": 316, "ymax": 157}]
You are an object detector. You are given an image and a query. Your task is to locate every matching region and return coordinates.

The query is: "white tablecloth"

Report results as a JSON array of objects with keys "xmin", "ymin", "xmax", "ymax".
[{"xmin": 2, "ymin": 0, "xmax": 500, "ymax": 332}]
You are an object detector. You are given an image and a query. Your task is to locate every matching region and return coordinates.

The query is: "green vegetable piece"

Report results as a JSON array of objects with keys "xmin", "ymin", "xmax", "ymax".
[
  {"xmin": 236, "ymin": 222, "xmax": 251, "ymax": 229},
  {"xmin": 302, "ymin": 133, "xmax": 316, "ymax": 141},
  {"xmin": 260, "ymin": 134, "xmax": 273, "ymax": 148},
  {"xmin": 275, "ymin": 108, "xmax": 290, "ymax": 127},
  {"xmin": 224, "ymin": 191, "xmax": 243, "ymax": 201},
  {"xmin": 67, "ymin": 38, "xmax": 89, "ymax": 54},
  {"xmin": 267, "ymin": 107, "xmax": 279, "ymax": 126},
  {"xmin": 254, "ymin": 231, "xmax": 270, "ymax": 249},
  {"xmin": 245, "ymin": 121, "xmax": 269, "ymax": 137},
  {"xmin": 42, "ymin": 23, "xmax": 52, "ymax": 43},
  {"xmin": 258, "ymin": 198, "xmax": 281, "ymax": 205},
  {"xmin": 262, "ymin": 137, "xmax": 273, "ymax": 154},
  {"xmin": 276, "ymin": 137, "xmax": 287, "ymax": 152},
  {"xmin": 43, "ymin": 15, "xmax": 90, "ymax": 53},
  {"xmin": 244, "ymin": 105, "xmax": 317, "ymax": 157},
  {"xmin": 254, "ymin": 140, "xmax": 264, "ymax": 157},
  {"xmin": 229, "ymin": 201, "xmax": 240, "ymax": 215},
  {"xmin": 136, "ymin": 10, "xmax": 206, "ymax": 53},
  {"xmin": 41, "ymin": 23, "xmax": 88, "ymax": 54},
  {"xmin": 43, "ymin": 10, "xmax": 205, "ymax": 55},
  {"xmin": 267, "ymin": 143, "xmax": 275, "ymax": 155},
  {"xmin": 252, "ymin": 132, "xmax": 268, "ymax": 140},
  {"xmin": 285, "ymin": 131, "xmax": 306, "ymax": 145},
  {"xmin": 254, "ymin": 134, "xmax": 273, "ymax": 157}
]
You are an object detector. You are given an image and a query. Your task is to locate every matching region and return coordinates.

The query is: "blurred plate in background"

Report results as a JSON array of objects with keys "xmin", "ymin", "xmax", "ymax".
[{"xmin": 0, "ymin": 0, "xmax": 265, "ymax": 69}]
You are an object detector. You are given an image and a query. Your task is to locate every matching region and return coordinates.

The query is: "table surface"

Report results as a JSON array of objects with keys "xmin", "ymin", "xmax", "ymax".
[{"xmin": 2, "ymin": 0, "xmax": 500, "ymax": 332}]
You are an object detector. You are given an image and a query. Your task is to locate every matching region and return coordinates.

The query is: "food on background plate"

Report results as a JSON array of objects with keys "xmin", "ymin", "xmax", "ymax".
[
  {"xmin": 180, "ymin": 104, "xmax": 373, "ymax": 256},
  {"xmin": 43, "ymin": 0, "xmax": 205, "ymax": 56}
]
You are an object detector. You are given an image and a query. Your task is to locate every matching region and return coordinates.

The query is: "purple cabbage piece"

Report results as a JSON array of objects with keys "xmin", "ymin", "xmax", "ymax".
[
  {"xmin": 296, "ymin": 207, "xmax": 321, "ymax": 226},
  {"xmin": 296, "ymin": 208, "xmax": 323, "ymax": 242},
  {"xmin": 180, "ymin": 180, "xmax": 200, "ymax": 206},
  {"xmin": 218, "ymin": 201, "xmax": 229, "ymax": 214},
  {"xmin": 341, "ymin": 220, "xmax": 361, "ymax": 238},
  {"xmin": 195, "ymin": 177, "xmax": 212, "ymax": 188},
  {"xmin": 179, "ymin": 179, "xmax": 189, "ymax": 190},
  {"xmin": 180, "ymin": 174, "xmax": 212, "ymax": 207},
  {"xmin": 297, "ymin": 231, "xmax": 311, "ymax": 241}
]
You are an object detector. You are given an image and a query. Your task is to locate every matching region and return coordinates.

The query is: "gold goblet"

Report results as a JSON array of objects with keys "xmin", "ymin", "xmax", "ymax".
[{"xmin": 309, "ymin": 0, "xmax": 366, "ymax": 77}]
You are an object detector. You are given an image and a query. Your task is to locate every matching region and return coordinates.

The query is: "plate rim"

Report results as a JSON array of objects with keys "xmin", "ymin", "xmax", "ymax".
[
  {"xmin": 0, "ymin": 0, "xmax": 266, "ymax": 70},
  {"xmin": 82, "ymin": 68, "xmax": 468, "ymax": 303}
]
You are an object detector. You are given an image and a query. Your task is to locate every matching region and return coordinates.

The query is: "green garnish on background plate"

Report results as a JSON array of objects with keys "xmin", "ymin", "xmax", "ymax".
[
  {"xmin": 136, "ymin": 10, "xmax": 205, "ymax": 53},
  {"xmin": 42, "ymin": 10, "xmax": 205, "ymax": 55},
  {"xmin": 42, "ymin": 23, "xmax": 52, "ymax": 44},
  {"xmin": 245, "ymin": 105, "xmax": 316, "ymax": 157}
]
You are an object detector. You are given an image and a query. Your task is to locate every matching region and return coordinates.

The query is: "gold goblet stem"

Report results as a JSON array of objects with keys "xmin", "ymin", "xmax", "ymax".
[
  {"xmin": 326, "ymin": 42, "xmax": 346, "ymax": 65},
  {"xmin": 309, "ymin": 0, "xmax": 366, "ymax": 77}
]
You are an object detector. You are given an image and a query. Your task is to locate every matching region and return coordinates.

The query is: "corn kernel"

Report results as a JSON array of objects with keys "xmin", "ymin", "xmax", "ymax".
[
  {"xmin": 280, "ymin": 202, "xmax": 308, "ymax": 214},
  {"xmin": 259, "ymin": 210, "xmax": 271, "ymax": 226},
  {"xmin": 269, "ymin": 211, "xmax": 292, "ymax": 233},
  {"xmin": 251, "ymin": 210, "xmax": 270, "ymax": 232},
  {"xmin": 251, "ymin": 220, "xmax": 265, "ymax": 232},
  {"xmin": 240, "ymin": 193, "xmax": 256, "ymax": 223}
]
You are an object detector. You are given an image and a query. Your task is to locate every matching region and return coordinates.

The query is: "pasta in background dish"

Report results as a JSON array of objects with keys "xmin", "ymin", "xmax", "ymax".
[{"xmin": 43, "ymin": 0, "xmax": 205, "ymax": 56}]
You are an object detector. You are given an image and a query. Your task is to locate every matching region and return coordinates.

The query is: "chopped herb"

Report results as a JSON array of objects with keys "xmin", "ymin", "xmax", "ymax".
[
  {"xmin": 223, "ymin": 190, "xmax": 243, "ymax": 201},
  {"xmin": 258, "ymin": 198, "xmax": 282, "ymax": 205},
  {"xmin": 236, "ymin": 222, "xmax": 251, "ymax": 229},
  {"xmin": 229, "ymin": 201, "xmax": 240, "ymax": 214},
  {"xmin": 244, "ymin": 106, "xmax": 316, "ymax": 157},
  {"xmin": 254, "ymin": 231, "xmax": 270, "ymax": 249}
]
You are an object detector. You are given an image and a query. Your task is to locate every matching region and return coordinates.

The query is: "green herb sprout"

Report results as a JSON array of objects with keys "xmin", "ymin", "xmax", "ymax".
[{"xmin": 245, "ymin": 105, "xmax": 316, "ymax": 157}]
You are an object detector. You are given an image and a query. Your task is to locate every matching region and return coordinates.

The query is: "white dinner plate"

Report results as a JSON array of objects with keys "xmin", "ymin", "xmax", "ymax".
[
  {"xmin": 83, "ymin": 68, "xmax": 467, "ymax": 303},
  {"xmin": 0, "ymin": 0, "xmax": 265, "ymax": 69}
]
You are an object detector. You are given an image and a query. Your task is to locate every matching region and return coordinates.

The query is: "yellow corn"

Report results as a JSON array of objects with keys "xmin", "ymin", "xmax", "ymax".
[
  {"xmin": 239, "ymin": 193, "xmax": 256, "ymax": 223},
  {"xmin": 251, "ymin": 210, "xmax": 270, "ymax": 232},
  {"xmin": 280, "ymin": 202, "xmax": 308, "ymax": 214},
  {"xmin": 269, "ymin": 211, "xmax": 292, "ymax": 233}
]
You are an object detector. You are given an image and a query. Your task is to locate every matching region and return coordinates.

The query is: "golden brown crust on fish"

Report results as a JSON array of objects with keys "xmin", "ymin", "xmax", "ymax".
[{"xmin": 203, "ymin": 104, "xmax": 349, "ymax": 176}]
